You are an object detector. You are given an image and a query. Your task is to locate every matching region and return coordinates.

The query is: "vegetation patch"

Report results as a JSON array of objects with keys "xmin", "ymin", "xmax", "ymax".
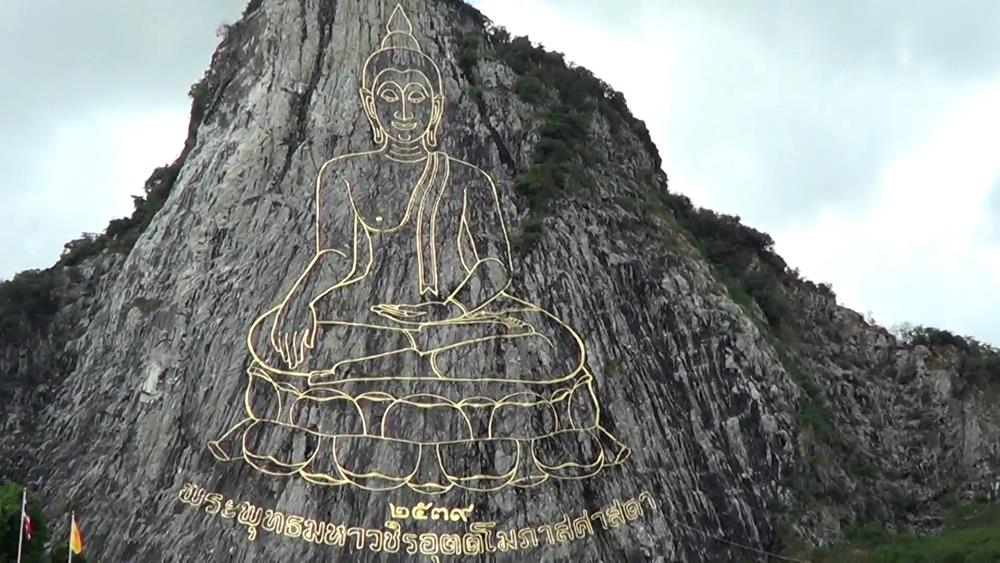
[
  {"xmin": 899, "ymin": 325, "xmax": 1000, "ymax": 383},
  {"xmin": 510, "ymin": 105, "xmax": 593, "ymax": 250},
  {"xmin": 0, "ymin": 481, "xmax": 48, "ymax": 562},
  {"xmin": 779, "ymin": 349, "xmax": 842, "ymax": 451},
  {"xmin": 456, "ymin": 27, "xmax": 659, "ymax": 252},
  {"xmin": 0, "ymin": 270, "xmax": 60, "ymax": 345},
  {"xmin": 635, "ymin": 185, "xmax": 800, "ymax": 332},
  {"xmin": 815, "ymin": 501, "xmax": 1000, "ymax": 562}
]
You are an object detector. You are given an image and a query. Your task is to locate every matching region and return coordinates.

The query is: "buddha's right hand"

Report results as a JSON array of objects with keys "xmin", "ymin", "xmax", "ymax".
[{"xmin": 270, "ymin": 295, "xmax": 318, "ymax": 369}]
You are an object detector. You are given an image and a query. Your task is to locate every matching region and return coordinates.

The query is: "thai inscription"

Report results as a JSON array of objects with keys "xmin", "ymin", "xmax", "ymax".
[
  {"xmin": 390, "ymin": 502, "xmax": 476, "ymax": 523},
  {"xmin": 178, "ymin": 482, "xmax": 657, "ymax": 556}
]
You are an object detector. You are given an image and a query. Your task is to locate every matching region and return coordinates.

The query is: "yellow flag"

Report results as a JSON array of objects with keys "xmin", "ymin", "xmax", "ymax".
[{"xmin": 70, "ymin": 514, "xmax": 84, "ymax": 554}]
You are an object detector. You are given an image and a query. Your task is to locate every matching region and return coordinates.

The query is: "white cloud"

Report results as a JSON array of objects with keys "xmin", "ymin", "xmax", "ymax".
[
  {"xmin": 473, "ymin": 0, "xmax": 712, "ymax": 204},
  {"xmin": 0, "ymin": 0, "xmax": 246, "ymax": 280},
  {"xmin": 2, "ymin": 109, "xmax": 189, "ymax": 278},
  {"xmin": 775, "ymin": 81, "xmax": 1000, "ymax": 339},
  {"xmin": 473, "ymin": 0, "xmax": 1000, "ymax": 343}
]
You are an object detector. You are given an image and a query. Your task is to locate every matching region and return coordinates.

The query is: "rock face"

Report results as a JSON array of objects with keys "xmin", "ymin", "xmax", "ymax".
[{"xmin": 1, "ymin": 1, "xmax": 998, "ymax": 561}]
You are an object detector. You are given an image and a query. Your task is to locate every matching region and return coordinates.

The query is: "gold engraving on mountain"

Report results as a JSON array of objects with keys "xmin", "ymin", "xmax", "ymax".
[
  {"xmin": 178, "ymin": 481, "xmax": 657, "ymax": 554},
  {"xmin": 207, "ymin": 4, "xmax": 629, "ymax": 494}
]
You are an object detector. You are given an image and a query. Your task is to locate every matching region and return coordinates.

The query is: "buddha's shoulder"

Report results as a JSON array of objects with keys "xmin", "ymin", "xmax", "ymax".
[
  {"xmin": 443, "ymin": 154, "xmax": 496, "ymax": 189},
  {"xmin": 316, "ymin": 150, "xmax": 382, "ymax": 181}
]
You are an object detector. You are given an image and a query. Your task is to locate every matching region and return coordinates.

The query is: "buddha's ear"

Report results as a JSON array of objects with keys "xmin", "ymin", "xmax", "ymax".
[
  {"xmin": 432, "ymin": 94, "xmax": 445, "ymax": 119},
  {"xmin": 427, "ymin": 94, "xmax": 445, "ymax": 147},
  {"xmin": 359, "ymin": 87, "xmax": 385, "ymax": 145},
  {"xmin": 359, "ymin": 87, "xmax": 376, "ymax": 118}
]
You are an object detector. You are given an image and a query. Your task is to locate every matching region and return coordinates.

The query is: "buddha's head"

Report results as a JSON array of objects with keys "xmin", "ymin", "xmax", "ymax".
[{"xmin": 361, "ymin": 5, "xmax": 445, "ymax": 147}]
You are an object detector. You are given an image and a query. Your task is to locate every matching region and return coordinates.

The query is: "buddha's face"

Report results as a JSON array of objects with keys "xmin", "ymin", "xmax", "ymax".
[{"xmin": 363, "ymin": 68, "xmax": 443, "ymax": 144}]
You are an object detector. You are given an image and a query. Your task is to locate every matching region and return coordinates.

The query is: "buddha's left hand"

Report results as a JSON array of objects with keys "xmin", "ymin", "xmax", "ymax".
[{"xmin": 373, "ymin": 301, "xmax": 467, "ymax": 325}]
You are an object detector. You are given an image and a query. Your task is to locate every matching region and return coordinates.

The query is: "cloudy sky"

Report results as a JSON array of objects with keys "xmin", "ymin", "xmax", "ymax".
[{"xmin": 2, "ymin": 0, "xmax": 998, "ymax": 344}]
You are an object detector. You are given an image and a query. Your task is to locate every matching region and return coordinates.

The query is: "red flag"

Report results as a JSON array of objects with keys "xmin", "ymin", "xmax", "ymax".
[{"xmin": 22, "ymin": 509, "xmax": 33, "ymax": 541}]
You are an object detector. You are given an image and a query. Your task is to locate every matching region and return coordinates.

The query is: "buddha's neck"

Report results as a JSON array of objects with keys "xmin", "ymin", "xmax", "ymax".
[{"xmin": 385, "ymin": 137, "xmax": 429, "ymax": 163}]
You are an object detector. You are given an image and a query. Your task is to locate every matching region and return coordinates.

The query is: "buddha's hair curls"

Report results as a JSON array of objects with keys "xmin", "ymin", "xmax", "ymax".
[{"xmin": 361, "ymin": 48, "xmax": 444, "ymax": 96}]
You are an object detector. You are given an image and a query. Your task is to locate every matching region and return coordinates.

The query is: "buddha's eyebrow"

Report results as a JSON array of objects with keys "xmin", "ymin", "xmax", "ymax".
[
  {"xmin": 404, "ymin": 70, "xmax": 432, "ymax": 87},
  {"xmin": 403, "ymin": 82, "xmax": 429, "ymax": 95},
  {"xmin": 376, "ymin": 80, "xmax": 403, "ymax": 93}
]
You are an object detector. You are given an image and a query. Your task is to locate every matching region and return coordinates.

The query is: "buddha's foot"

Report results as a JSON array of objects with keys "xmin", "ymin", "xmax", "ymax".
[
  {"xmin": 208, "ymin": 418, "xmax": 253, "ymax": 462},
  {"xmin": 242, "ymin": 420, "xmax": 321, "ymax": 476}
]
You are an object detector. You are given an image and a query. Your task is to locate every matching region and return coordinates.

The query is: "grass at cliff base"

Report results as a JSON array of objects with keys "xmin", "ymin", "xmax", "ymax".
[{"xmin": 815, "ymin": 501, "xmax": 1000, "ymax": 562}]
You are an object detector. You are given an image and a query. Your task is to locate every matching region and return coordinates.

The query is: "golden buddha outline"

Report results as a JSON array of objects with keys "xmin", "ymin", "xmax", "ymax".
[{"xmin": 208, "ymin": 4, "xmax": 629, "ymax": 495}]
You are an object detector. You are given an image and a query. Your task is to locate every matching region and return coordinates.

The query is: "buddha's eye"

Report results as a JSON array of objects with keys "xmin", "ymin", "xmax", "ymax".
[
  {"xmin": 379, "ymin": 89, "xmax": 400, "ymax": 102},
  {"xmin": 407, "ymin": 91, "xmax": 427, "ymax": 104}
]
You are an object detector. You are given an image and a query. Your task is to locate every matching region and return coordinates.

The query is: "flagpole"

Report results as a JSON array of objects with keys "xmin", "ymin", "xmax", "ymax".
[
  {"xmin": 16, "ymin": 488, "xmax": 26, "ymax": 563},
  {"xmin": 67, "ymin": 512, "xmax": 73, "ymax": 563}
]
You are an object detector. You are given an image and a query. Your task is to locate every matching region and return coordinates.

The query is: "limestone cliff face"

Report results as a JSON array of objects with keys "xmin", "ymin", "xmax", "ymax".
[{"xmin": 1, "ymin": 1, "xmax": 997, "ymax": 562}]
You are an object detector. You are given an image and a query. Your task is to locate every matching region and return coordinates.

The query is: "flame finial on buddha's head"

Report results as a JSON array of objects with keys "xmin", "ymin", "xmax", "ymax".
[{"xmin": 381, "ymin": 4, "xmax": 420, "ymax": 52}]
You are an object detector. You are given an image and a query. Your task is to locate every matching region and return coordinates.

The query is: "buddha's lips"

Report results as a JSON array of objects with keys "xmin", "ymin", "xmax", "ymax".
[{"xmin": 391, "ymin": 120, "xmax": 418, "ymax": 131}]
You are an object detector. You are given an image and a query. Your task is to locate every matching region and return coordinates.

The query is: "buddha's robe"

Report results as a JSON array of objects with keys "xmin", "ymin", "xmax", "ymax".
[{"xmin": 248, "ymin": 151, "xmax": 585, "ymax": 387}]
